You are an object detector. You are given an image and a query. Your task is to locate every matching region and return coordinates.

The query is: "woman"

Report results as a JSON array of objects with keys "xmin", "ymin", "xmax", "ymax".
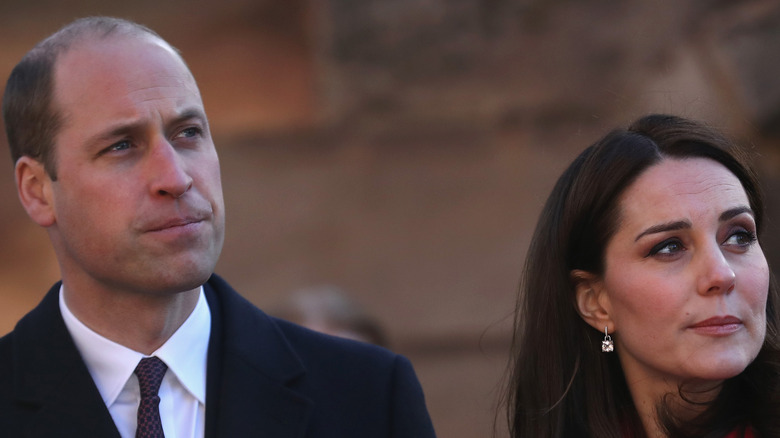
[{"xmin": 505, "ymin": 114, "xmax": 780, "ymax": 437}]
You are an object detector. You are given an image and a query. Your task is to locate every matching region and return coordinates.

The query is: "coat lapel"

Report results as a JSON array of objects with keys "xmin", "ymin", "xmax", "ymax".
[
  {"xmin": 205, "ymin": 275, "xmax": 313, "ymax": 438},
  {"xmin": 11, "ymin": 276, "xmax": 314, "ymax": 437},
  {"xmin": 11, "ymin": 284, "xmax": 121, "ymax": 438}
]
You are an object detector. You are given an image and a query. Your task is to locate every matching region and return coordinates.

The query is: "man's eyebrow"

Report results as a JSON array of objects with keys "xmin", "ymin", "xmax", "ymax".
[
  {"xmin": 173, "ymin": 108, "xmax": 208, "ymax": 126},
  {"xmin": 86, "ymin": 108, "xmax": 208, "ymax": 147},
  {"xmin": 635, "ymin": 221, "xmax": 690, "ymax": 242},
  {"xmin": 86, "ymin": 121, "xmax": 144, "ymax": 148}
]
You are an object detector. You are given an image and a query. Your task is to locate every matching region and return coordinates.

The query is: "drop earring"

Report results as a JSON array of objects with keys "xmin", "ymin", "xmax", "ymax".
[{"xmin": 601, "ymin": 327, "xmax": 614, "ymax": 352}]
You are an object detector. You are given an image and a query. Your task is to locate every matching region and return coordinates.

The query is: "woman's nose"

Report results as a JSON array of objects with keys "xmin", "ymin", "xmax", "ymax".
[{"xmin": 696, "ymin": 243, "xmax": 736, "ymax": 296}]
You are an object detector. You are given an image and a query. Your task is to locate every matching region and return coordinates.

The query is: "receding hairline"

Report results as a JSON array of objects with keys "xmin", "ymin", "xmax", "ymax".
[
  {"xmin": 3, "ymin": 16, "xmax": 189, "ymax": 175},
  {"xmin": 25, "ymin": 17, "xmax": 185, "ymax": 92},
  {"xmin": 38, "ymin": 17, "xmax": 166, "ymax": 51},
  {"xmin": 45, "ymin": 18, "xmax": 181, "ymax": 64},
  {"xmin": 47, "ymin": 24, "xmax": 199, "ymax": 159}
]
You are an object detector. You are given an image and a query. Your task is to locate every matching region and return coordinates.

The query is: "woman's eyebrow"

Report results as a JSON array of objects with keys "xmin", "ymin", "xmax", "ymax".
[
  {"xmin": 635, "ymin": 220, "xmax": 690, "ymax": 242},
  {"xmin": 719, "ymin": 206, "xmax": 753, "ymax": 222},
  {"xmin": 634, "ymin": 206, "xmax": 754, "ymax": 242}
]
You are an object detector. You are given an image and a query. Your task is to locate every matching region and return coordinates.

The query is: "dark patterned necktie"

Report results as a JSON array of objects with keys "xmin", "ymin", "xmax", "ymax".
[{"xmin": 134, "ymin": 357, "xmax": 168, "ymax": 438}]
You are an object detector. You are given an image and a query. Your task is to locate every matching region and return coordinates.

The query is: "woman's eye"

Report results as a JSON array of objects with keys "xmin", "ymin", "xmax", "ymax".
[
  {"xmin": 647, "ymin": 239, "xmax": 685, "ymax": 257},
  {"xmin": 724, "ymin": 230, "xmax": 757, "ymax": 247}
]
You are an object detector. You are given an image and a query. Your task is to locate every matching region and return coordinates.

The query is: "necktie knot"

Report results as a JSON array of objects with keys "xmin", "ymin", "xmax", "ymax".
[
  {"xmin": 135, "ymin": 357, "xmax": 168, "ymax": 397},
  {"xmin": 134, "ymin": 356, "xmax": 167, "ymax": 438}
]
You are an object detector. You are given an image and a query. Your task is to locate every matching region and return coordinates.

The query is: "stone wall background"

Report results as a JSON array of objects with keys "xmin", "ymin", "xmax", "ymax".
[{"xmin": 3, "ymin": 1, "xmax": 780, "ymax": 436}]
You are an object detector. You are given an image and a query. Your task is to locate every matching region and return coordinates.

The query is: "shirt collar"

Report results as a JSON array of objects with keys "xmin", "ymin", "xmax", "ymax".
[
  {"xmin": 59, "ymin": 286, "xmax": 211, "ymax": 406},
  {"xmin": 154, "ymin": 288, "xmax": 210, "ymax": 404}
]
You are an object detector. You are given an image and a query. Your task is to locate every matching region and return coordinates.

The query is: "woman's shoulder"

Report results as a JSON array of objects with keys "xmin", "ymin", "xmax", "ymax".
[{"xmin": 725, "ymin": 424, "xmax": 755, "ymax": 438}]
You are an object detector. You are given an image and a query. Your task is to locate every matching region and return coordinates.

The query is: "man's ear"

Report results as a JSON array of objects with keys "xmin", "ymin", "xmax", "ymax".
[
  {"xmin": 15, "ymin": 156, "xmax": 56, "ymax": 227},
  {"xmin": 571, "ymin": 269, "xmax": 614, "ymax": 333}
]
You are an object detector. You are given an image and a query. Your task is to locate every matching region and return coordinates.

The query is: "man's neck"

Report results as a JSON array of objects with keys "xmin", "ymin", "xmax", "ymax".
[{"xmin": 61, "ymin": 283, "xmax": 201, "ymax": 355}]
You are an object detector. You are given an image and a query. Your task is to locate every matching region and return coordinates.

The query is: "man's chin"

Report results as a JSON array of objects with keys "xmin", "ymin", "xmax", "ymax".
[
  {"xmin": 136, "ymin": 255, "xmax": 217, "ymax": 294},
  {"xmin": 161, "ymin": 267, "xmax": 214, "ymax": 293}
]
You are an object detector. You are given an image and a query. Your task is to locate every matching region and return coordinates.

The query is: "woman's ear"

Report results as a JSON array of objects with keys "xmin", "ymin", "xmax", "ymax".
[
  {"xmin": 15, "ymin": 156, "xmax": 56, "ymax": 227},
  {"xmin": 571, "ymin": 269, "xmax": 614, "ymax": 333}
]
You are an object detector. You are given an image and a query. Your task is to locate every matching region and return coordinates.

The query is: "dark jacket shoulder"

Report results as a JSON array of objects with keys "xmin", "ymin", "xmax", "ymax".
[{"xmin": 206, "ymin": 274, "xmax": 436, "ymax": 437}]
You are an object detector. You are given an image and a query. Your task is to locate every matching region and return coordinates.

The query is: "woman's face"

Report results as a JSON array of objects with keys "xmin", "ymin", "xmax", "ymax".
[{"xmin": 598, "ymin": 157, "xmax": 768, "ymax": 399}]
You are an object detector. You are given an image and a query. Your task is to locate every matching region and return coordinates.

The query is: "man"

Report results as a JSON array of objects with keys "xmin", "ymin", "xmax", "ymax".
[{"xmin": 0, "ymin": 17, "xmax": 436, "ymax": 438}]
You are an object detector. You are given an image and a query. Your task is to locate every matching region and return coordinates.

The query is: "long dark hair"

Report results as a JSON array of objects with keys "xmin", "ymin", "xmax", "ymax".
[{"xmin": 505, "ymin": 114, "xmax": 780, "ymax": 437}]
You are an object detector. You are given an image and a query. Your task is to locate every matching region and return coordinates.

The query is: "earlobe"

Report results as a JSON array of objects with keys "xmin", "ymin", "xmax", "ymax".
[
  {"xmin": 15, "ymin": 157, "xmax": 56, "ymax": 227},
  {"xmin": 571, "ymin": 269, "xmax": 614, "ymax": 333}
]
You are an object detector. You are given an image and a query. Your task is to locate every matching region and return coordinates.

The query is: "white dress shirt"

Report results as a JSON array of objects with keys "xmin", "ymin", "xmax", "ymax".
[{"xmin": 60, "ymin": 286, "xmax": 211, "ymax": 438}]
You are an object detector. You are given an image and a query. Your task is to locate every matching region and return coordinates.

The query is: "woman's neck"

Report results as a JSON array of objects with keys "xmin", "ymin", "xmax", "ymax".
[{"xmin": 629, "ymin": 379, "xmax": 722, "ymax": 437}]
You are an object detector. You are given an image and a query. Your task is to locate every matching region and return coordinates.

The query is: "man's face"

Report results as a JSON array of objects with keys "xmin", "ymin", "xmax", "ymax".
[{"xmin": 46, "ymin": 35, "xmax": 224, "ymax": 295}]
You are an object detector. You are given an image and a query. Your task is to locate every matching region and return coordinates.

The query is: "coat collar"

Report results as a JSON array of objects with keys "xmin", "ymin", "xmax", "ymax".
[
  {"xmin": 10, "ymin": 275, "xmax": 313, "ymax": 438},
  {"xmin": 11, "ymin": 283, "xmax": 120, "ymax": 437},
  {"xmin": 203, "ymin": 274, "xmax": 313, "ymax": 437}
]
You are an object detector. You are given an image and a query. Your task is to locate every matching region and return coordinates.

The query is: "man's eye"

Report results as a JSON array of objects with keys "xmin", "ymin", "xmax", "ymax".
[
  {"xmin": 176, "ymin": 127, "xmax": 202, "ymax": 139},
  {"xmin": 107, "ymin": 140, "xmax": 131, "ymax": 152}
]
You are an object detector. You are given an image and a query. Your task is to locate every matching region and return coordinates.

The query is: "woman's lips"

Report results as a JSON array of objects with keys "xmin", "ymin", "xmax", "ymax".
[{"xmin": 689, "ymin": 315, "xmax": 742, "ymax": 336}]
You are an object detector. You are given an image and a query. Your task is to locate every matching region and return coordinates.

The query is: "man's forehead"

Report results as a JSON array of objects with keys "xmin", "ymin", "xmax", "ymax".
[
  {"xmin": 49, "ymin": 32, "xmax": 204, "ymax": 138},
  {"xmin": 57, "ymin": 32, "xmax": 182, "ymax": 68},
  {"xmin": 53, "ymin": 33, "xmax": 197, "ymax": 98}
]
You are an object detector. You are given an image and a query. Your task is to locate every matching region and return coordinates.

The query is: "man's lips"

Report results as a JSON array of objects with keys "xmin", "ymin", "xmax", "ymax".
[
  {"xmin": 142, "ymin": 205, "xmax": 212, "ymax": 233},
  {"xmin": 146, "ymin": 216, "xmax": 204, "ymax": 232},
  {"xmin": 689, "ymin": 315, "xmax": 742, "ymax": 336}
]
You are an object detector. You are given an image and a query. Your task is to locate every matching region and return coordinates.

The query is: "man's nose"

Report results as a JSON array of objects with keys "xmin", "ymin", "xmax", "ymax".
[{"xmin": 146, "ymin": 138, "xmax": 193, "ymax": 199}]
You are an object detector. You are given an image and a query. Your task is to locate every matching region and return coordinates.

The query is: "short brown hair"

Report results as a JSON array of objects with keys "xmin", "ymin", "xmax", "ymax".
[{"xmin": 2, "ymin": 17, "xmax": 165, "ymax": 180}]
